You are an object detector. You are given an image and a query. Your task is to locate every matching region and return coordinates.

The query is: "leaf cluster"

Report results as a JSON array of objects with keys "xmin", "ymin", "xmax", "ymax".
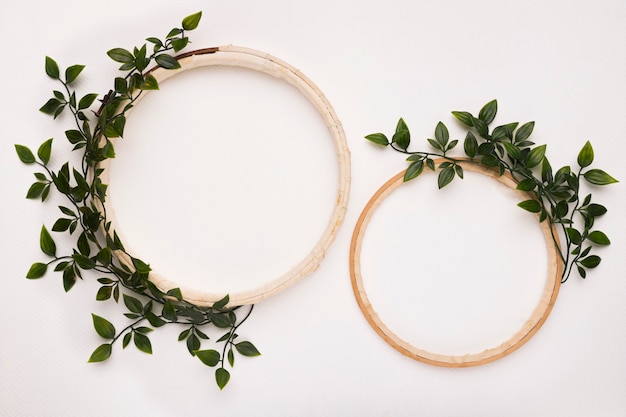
[
  {"xmin": 365, "ymin": 100, "xmax": 618, "ymax": 282},
  {"xmin": 16, "ymin": 12, "xmax": 259, "ymax": 390}
]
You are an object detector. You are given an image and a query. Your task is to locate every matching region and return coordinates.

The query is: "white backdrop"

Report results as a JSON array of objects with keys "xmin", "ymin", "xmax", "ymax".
[{"xmin": 1, "ymin": 1, "xmax": 625, "ymax": 416}]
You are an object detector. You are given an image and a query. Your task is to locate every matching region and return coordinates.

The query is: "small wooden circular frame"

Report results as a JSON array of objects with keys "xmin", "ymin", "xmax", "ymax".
[
  {"xmin": 98, "ymin": 45, "xmax": 351, "ymax": 307},
  {"xmin": 350, "ymin": 159, "xmax": 562, "ymax": 367}
]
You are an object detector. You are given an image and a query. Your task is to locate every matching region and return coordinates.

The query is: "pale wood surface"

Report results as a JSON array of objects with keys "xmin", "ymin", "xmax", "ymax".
[{"xmin": 349, "ymin": 159, "xmax": 562, "ymax": 367}]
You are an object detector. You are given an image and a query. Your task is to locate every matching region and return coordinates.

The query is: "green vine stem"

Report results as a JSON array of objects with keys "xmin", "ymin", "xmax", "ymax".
[
  {"xmin": 16, "ymin": 11, "xmax": 260, "ymax": 390},
  {"xmin": 365, "ymin": 99, "xmax": 618, "ymax": 283}
]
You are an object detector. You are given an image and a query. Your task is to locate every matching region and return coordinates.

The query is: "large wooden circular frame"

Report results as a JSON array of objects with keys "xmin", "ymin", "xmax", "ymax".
[
  {"xmin": 98, "ymin": 45, "xmax": 351, "ymax": 307},
  {"xmin": 350, "ymin": 159, "xmax": 562, "ymax": 367}
]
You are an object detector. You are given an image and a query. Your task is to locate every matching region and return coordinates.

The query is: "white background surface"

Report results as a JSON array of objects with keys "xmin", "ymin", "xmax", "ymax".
[{"xmin": 1, "ymin": 1, "xmax": 625, "ymax": 416}]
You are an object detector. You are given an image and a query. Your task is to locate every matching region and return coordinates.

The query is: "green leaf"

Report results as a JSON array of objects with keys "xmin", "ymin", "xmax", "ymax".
[
  {"xmin": 437, "ymin": 166, "xmax": 455, "ymax": 189},
  {"xmin": 134, "ymin": 332, "xmax": 153, "ymax": 354},
  {"xmin": 15, "ymin": 144, "xmax": 36, "ymax": 164},
  {"xmin": 162, "ymin": 301, "xmax": 178, "ymax": 321},
  {"xmin": 96, "ymin": 285, "xmax": 112, "ymax": 301},
  {"xmin": 212, "ymin": 313, "xmax": 232, "ymax": 328},
  {"xmin": 478, "ymin": 99, "xmax": 497, "ymax": 124},
  {"xmin": 40, "ymin": 225, "xmax": 56, "ymax": 257},
  {"xmin": 580, "ymin": 255, "xmax": 601, "ymax": 269},
  {"xmin": 518, "ymin": 199, "xmax": 542, "ymax": 213},
  {"xmin": 583, "ymin": 169, "xmax": 618, "ymax": 185},
  {"xmin": 37, "ymin": 138, "xmax": 53, "ymax": 165},
  {"xmin": 525, "ymin": 144, "xmax": 546, "ymax": 168},
  {"xmin": 472, "ymin": 117, "xmax": 488, "ymax": 137},
  {"xmin": 404, "ymin": 160, "xmax": 424, "ymax": 182},
  {"xmin": 52, "ymin": 218, "xmax": 72, "ymax": 232},
  {"xmin": 65, "ymin": 64, "xmax": 85, "ymax": 84},
  {"xmin": 78, "ymin": 93, "xmax": 99, "ymax": 110},
  {"xmin": 392, "ymin": 129, "xmax": 410, "ymax": 150},
  {"xmin": 541, "ymin": 157, "xmax": 553, "ymax": 183},
  {"xmin": 463, "ymin": 131, "xmax": 478, "ymax": 158},
  {"xmin": 434, "ymin": 122, "xmax": 449, "ymax": 147},
  {"xmin": 502, "ymin": 141, "xmax": 522, "ymax": 161},
  {"xmin": 364, "ymin": 133, "xmax": 389, "ymax": 146},
  {"xmin": 588, "ymin": 231, "xmax": 610, "ymax": 245},
  {"xmin": 196, "ymin": 349, "xmax": 220, "ymax": 367},
  {"xmin": 62, "ymin": 267, "xmax": 76, "ymax": 292},
  {"xmin": 187, "ymin": 334, "xmax": 201, "ymax": 355},
  {"xmin": 92, "ymin": 314, "xmax": 116, "ymax": 339},
  {"xmin": 213, "ymin": 294, "xmax": 230, "ymax": 310},
  {"xmin": 566, "ymin": 227, "xmax": 582, "ymax": 245},
  {"xmin": 123, "ymin": 294, "xmax": 143, "ymax": 314},
  {"xmin": 235, "ymin": 341, "xmax": 261, "ymax": 357},
  {"xmin": 88, "ymin": 344, "xmax": 112, "ymax": 363},
  {"xmin": 166, "ymin": 28, "xmax": 183, "ymax": 39},
  {"xmin": 228, "ymin": 348, "xmax": 235, "ymax": 367},
  {"xmin": 45, "ymin": 56, "xmax": 60, "ymax": 79},
  {"xmin": 155, "ymin": 54, "xmax": 181, "ymax": 70},
  {"xmin": 141, "ymin": 74, "xmax": 159, "ymax": 90},
  {"xmin": 39, "ymin": 98, "xmax": 63, "ymax": 115},
  {"xmin": 182, "ymin": 11, "xmax": 202, "ymax": 30},
  {"xmin": 166, "ymin": 287, "xmax": 183, "ymax": 301},
  {"xmin": 586, "ymin": 203, "xmax": 607, "ymax": 216},
  {"xmin": 171, "ymin": 37, "xmax": 189, "ymax": 52},
  {"xmin": 26, "ymin": 262, "xmax": 47, "ymax": 279},
  {"xmin": 122, "ymin": 332, "xmax": 132, "ymax": 349},
  {"xmin": 107, "ymin": 48, "xmax": 134, "ymax": 63},
  {"xmin": 451, "ymin": 111, "xmax": 473, "ymax": 127},
  {"xmin": 73, "ymin": 253, "xmax": 96, "ymax": 269},
  {"xmin": 515, "ymin": 121, "xmax": 535, "ymax": 143},
  {"xmin": 577, "ymin": 141, "xmax": 594, "ymax": 168},
  {"xmin": 215, "ymin": 368, "xmax": 230, "ymax": 390},
  {"xmin": 26, "ymin": 182, "xmax": 46, "ymax": 199}
]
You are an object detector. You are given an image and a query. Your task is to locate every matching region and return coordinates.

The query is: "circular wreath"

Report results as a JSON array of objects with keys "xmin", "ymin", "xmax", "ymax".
[
  {"xmin": 15, "ymin": 12, "xmax": 350, "ymax": 389},
  {"xmin": 353, "ymin": 100, "xmax": 618, "ymax": 366}
]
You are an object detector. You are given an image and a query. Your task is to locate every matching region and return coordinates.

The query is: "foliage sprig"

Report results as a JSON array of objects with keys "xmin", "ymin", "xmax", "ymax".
[
  {"xmin": 365, "ymin": 100, "xmax": 618, "ymax": 282},
  {"xmin": 16, "ymin": 12, "xmax": 260, "ymax": 390}
]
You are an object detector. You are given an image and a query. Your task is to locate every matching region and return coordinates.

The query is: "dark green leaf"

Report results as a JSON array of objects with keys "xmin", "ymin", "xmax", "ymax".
[
  {"xmin": 577, "ymin": 266, "xmax": 587, "ymax": 278},
  {"xmin": 171, "ymin": 37, "xmax": 189, "ymax": 52},
  {"xmin": 196, "ymin": 349, "xmax": 220, "ymax": 367},
  {"xmin": 427, "ymin": 138, "xmax": 443, "ymax": 151},
  {"xmin": 39, "ymin": 98, "xmax": 63, "ymax": 115},
  {"xmin": 45, "ymin": 56, "xmax": 60, "ymax": 79},
  {"xmin": 472, "ymin": 117, "xmax": 488, "ymax": 137},
  {"xmin": 40, "ymin": 225, "xmax": 56, "ymax": 257},
  {"xmin": 215, "ymin": 368, "xmax": 230, "ymax": 390},
  {"xmin": 26, "ymin": 182, "xmax": 46, "ymax": 199},
  {"xmin": 62, "ymin": 267, "xmax": 76, "ymax": 292},
  {"xmin": 155, "ymin": 54, "xmax": 181, "ymax": 70},
  {"xmin": 463, "ymin": 131, "xmax": 478, "ymax": 158},
  {"xmin": 96, "ymin": 285, "xmax": 112, "ymax": 301},
  {"xmin": 65, "ymin": 64, "xmax": 85, "ymax": 84},
  {"xmin": 434, "ymin": 122, "xmax": 449, "ymax": 147},
  {"xmin": 228, "ymin": 348, "xmax": 235, "ymax": 367},
  {"xmin": 134, "ymin": 332, "xmax": 153, "ymax": 354},
  {"xmin": 515, "ymin": 121, "xmax": 535, "ymax": 143},
  {"xmin": 480, "ymin": 154, "xmax": 499, "ymax": 167},
  {"xmin": 37, "ymin": 138, "xmax": 53, "ymax": 165},
  {"xmin": 577, "ymin": 141, "xmax": 594, "ymax": 168},
  {"xmin": 525, "ymin": 144, "xmax": 546, "ymax": 168},
  {"xmin": 502, "ymin": 142, "xmax": 522, "ymax": 161},
  {"xmin": 541, "ymin": 157, "xmax": 553, "ymax": 183},
  {"xmin": 187, "ymin": 334, "xmax": 201, "ymax": 355},
  {"xmin": 364, "ymin": 133, "xmax": 389, "ymax": 146},
  {"xmin": 107, "ymin": 48, "xmax": 134, "ymax": 63},
  {"xmin": 437, "ymin": 166, "xmax": 455, "ymax": 189},
  {"xmin": 26, "ymin": 262, "xmax": 47, "ymax": 279},
  {"xmin": 580, "ymin": 255, "xmax": 601, "ymax": 269},
  {"xmin": 404, "ymin": 160, "xmax": 424, "ymax": 182},
  {"xmin": 162, "ymin": 301, "xmax": 177, "ymax": 321},
  {"xmin": 123, "ymin": 294, "xmax": 143, "ymax": 314},
  {"xmin": 212, "ymin": 313, "xmax": 232, "ymax": 328},
  {"xmin": 178, "ymin": 328, "xmax": 191, "ymax": 342},
  {"xmin": 446, "ymin": 139, "xmax": 458, "ymax": 151},
  {"xmin": 166, "ymin": 28, "xmax": 183, "ymax": 39},
  {"xmin": 146, "ymin": 37, "xmax": 163, "ymax": 47},
  {"xmin": 15, "ymin": 144, "xmax": 36, "ymax": 164},
  {"xmin": 213, "ymin": 294, "xmax": 230, "ymax": 310},
  {"xmin": 167, "ymin": 288, "xmax": 183, "ymax": 301},
  {"xmin": 583, "ymin": 169, "xmax": 618, "ymax": 185},
  {"xmin": 451, "ymin": 111, "xmax": 473, "ymax": 127},
  {"xmin": 454, "ymin": 164, "xmax": 464, "ymax": 179},
  {"xmin": 122, "ymin": 332, "xmax": 132, "ymax": 349},
  {"xmin": 586, "ymin": 203, "xmax": 607, "ymax": 216},
  {"xmin": 182, "ymin": 11, "xmax": 202, "ymax": 30},
  {"xmin": 141, "ymin": 74, "xmax": 159, "ymax": 90},
  {"xmin": 73, "ymin": 253, "xmax": 96, "ymax": 269},
  {"xmin": 235, "ymin": 341, "xmax": 261, "ymax": 357},
  {"xmin": 392, "ymin": 130, "xmax": 410, "ymax": 150},
  {"xmin": 145, "ymin": 312, "xmax": 166, "ymax": 327},
  {"xmin": 96, "ymin": 247, "xmax": 112, "ymax": 265},
  {"xmin": 52, "ymin": 218, "xmax": 72, "ymax": 232},
  {"xmin": 426, "ymin": 158, "xmax": 435, "ymax": 171},
  {"xmin": 131, "ymin": 257, "xmax": 151, "ymax": 274},
  {"xmin": 588, "ymin": 231, "xmax": 610, "ymax": 245},
  {"xmin": 92, "ymin": 314, "xmax": 116, "ymax": 339},
  {"xmin": 78, "ymin": 93, "xmax": 99, "ymax": 110},
  {"xmin": 566, "ymin": 227, "xmax": 582, "ymax": 245},
  {"xmin": 88, "ymin": 344, "xmax": 112, "ymax": 363},
  {"xmin": 518, "ymin": 199, "xmax": 542, "ymax": 213},
  {"xmin": 478, "ymin": 99, "xmax": 497, "ymax": 124}
]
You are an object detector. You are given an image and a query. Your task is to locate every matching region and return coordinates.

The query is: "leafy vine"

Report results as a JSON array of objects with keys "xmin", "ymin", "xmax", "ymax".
[
  {"xmin": 365, "ymin": 100, "xmax": 618, "ymax": 282},
  {"xmin": 16, "ymin": 11, "xmax": 260, "ymax": 390}
]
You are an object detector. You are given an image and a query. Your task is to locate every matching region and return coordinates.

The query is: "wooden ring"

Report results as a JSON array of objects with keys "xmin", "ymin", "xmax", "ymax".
[
  {"xmin": 99, "ymin": 45, "xmax": 351, "ymax": 307},
  {"xmin": 349, "ymin": 159, "xmax": 561, "ymax": 367}
]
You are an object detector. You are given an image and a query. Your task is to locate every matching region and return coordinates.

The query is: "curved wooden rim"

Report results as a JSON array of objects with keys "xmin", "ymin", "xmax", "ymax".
[
  {"xmin": 98, "ymin": 45, "xmax": 351, "ymax": 307},
  {"xmin": 349, "ymin": 159, "xmax": 562, "ymax": 367}
]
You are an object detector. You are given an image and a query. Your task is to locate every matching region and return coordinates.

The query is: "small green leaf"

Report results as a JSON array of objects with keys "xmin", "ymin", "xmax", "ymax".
[
  {"xmin": 525, "ymin": 144, "xmax": 546, "ymax": 168},
  {"xmin": 213, "ymin": 294, "xmax": 230, "ymax": 310},
  {"xmin": 122, "ymin": 332, "xmax": 132, "ymax": 349},
  {"xmin": 588, "ymin": 231, "xmax": 610, "ymax": 245},
  {"xmin": 187, "ymin": 334, "xmax": 201, "ymax": 355},
  {"xmin": 515, "ymin": 121, "xmax": 535, "ymax": 143},
  {"xmin": 365, "ymin": 133, "xmax": 389, "ymax": 146},
  {"xmin": 235, "ymin": 341, "xmax": 261, "ymax": 357},
  {"xmin": 92, "ymin": 314, "xmax": 116, "ymax": 339},
  {"xmin": 478, "ymin": 99, "xmax": 497, "ymax": 124},
  {"xmin": 52, "ymin": 218, "xmax": 72, "ymax": 232},
  {"xmin": 155, "ymin": 54, "xmax": 181, "ymax": 70},
  {"xmin": 166, "ymin": 287, "xmax": 183, "ymax": 301},
  {"xmin": 580, "ymin": 255, "xmax": 601, "ymax": 269},
  {"xmin": 566, "ymin": 227, "xmax": 582, "ymax": 245},
  {"xmin": 583, "ymin": 169, "xmax": 618, "ymax": 185},
  {"xmin": 518, "ymin": 199, "xmax": 542, "ymax": 213},
  {"xmin": 78, "ymin": 93, "xmax": 99, "ymax": 110},
  {"xmin": 228, "ymin": 348, "xmax": 235, "ymax": 367},
  {"xmin": 40, "ymin": 225, "xmax": 56, "ymax": 257},
  {"xmin": 73, "ymin": 253, "xmax": 96, "ymax": 269},
  {"xmin": 65, "ymin": 64, "xmax": 85, "ymax": 84},
  {"xmin": 26, "ymin": 262, "xmax": 47, "ymax": 279},
  {"xmin": 404, "ymin": 160, "xmax": 424, "ymax": 182},
  {"xmin": 437, "ymin": 166, "xmax": 455, "ymax": 189},
  {"xmin": 134, "ymin": 332, "xmax": 153, "ymax": 354},
  {"xmin": 15, "ymin": 144, "xmax": 36, "ymax": 164},
  {"xmin": 182, "ymin": 11, "xmax": 202, "ymax": 30},
  {"xmin": 39, "ymin": 98, "xmax": 63, "ymax": 115},
  {"xmin": 463, "ymin": 131, "xmax": 478, "ymax": 158},
  {"xmin": 577, "ymin": 141, "xmax": 594, "ymax": 168},
  {"xmin": 196, "ymin": 349, "xmax": 220, "ymax": 367},
  {"xmin": 26, "ymin": 182, "xmax": 46, "ymax": 199},
  {"xmin": 392, "ymin": 129, "xmax": 410, "ymax": 150},
  {"xmin": 37, "ymin": 138, "xmax": 53, "ymax": 165},
  {"xmin": 171, "ymin": 37, "xmax": 189, "ymax": 52},
  {"xmin": 586, "ymin": 203, "xmax": 607, "ymax": 216},
  {"xmin": 141, "ymin": 74, "xmax": 159, "ymax": 90},
  {"xmin": 434, "ymin": 122, "xmax": 449, "ymax": 147},
  {"xmin": 107, "ymin": 48, "xmax": 134, "ymax": 64},
  {"xmin": 516, "ymin": 178, "xmax": 536, "ymax": 191},
  {"xmin": 88, "ymin": 344, "xmax": 112, "ymax": 363},
  {"xmin": 451, "ymin": 111, "xmax": 473, "ymax": 127},
  {"xmin": 472, "ymin": 117, "xmax": 488, "ymax": 137},
  {"xmin": 123, "ymin": 294, "xmax": 143, "ymax": 314},
  {"xmin": 215, "ymin": 368, "xmax": 230, "ymax": 390},
  {"xmin": 45, "ymin": 56, "xmax": 60, "ymax": 79},
  {"xmin": 96, "ymin": 285, "xmax": 112, "ymax": 301}
]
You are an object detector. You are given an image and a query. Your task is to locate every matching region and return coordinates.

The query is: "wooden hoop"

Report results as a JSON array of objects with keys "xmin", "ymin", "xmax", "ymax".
[
  {"xmin": 349, "ymin": 159, "xmax": 562, "ymax": 367},
  {"xmin": 99, "ymin": 45, "xmax": 351, "ymax": 307}
]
